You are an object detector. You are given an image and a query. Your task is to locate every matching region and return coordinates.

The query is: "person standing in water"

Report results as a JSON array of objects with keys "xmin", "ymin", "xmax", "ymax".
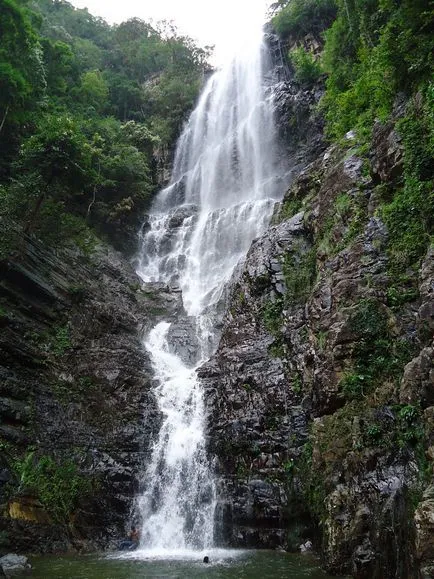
[{"xmin": 119, "ymin": 526, "xmax": 140, "ymax": 550}]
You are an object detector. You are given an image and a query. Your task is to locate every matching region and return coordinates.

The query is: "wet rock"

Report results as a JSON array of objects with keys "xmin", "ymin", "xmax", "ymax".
[
  {"xmin": 415, "ymin": 485, "xmax": 434, "ymax": 573},
  {"xmin": 0, "ymin": 554, "xmax": 30, "ymax": 573},
  {"xmin": 0, "ymin": 237, "xmax": 162, "ymax": 552},
  {"xmin": 371, "ymin": 120, "xmax": 404, "ymax": 183},
  {"xmin": 419, "ymin": 246, "xmax": 434, "ymax": 332},
  {"xmin": 400, "ymin": 347, "xmax": 434, "ymax": 406},
  {"xmin": 300, "ymin": 540, "xmax": 313, "ymax": 553},
  {"xmin": 167, "ymin": 316, "xmax": 200, "ymax": 366},
  {"xmin": 203, "ymin": 128, "xmax": 432, "ymax": 578},
  {"xmin": 201, "ymin": 208, "xmax": 313, "ymax": 547}
]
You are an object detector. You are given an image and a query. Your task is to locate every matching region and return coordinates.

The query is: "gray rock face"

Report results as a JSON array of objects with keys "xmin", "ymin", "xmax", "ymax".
[
  {"xmin": 0, "ymin": 237, "xmax": 173, "ymax": 552},
  {"xmin": 201, "ymin": 212, "xmax": 314, "ymax": 546},
  {"xmin": 167, "ymin": 316, "xmax": 200, "ymax": 366},
  {"xmin": 0, "ymin": 554, "xmax": 30, "ymax": 572},
  {"xmin": 201, "ymin": 135, "xmax": 433, "ymax": 578},
  {"xmin": 415, "ymin": 485, "xmax": 434, "ymax": 578},
  {"xmin": 371, "ymin": 120, "xmax": 404, "ymax": 183}
]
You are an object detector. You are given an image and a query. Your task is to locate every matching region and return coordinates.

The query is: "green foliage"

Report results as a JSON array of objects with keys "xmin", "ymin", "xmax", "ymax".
[
  {"xmin": 17, "ymin": 452, "xmax": 91, "ymax": 523},
  {"xmin": 284, "ymin": 458, "xmax": 295, "ymax": 474},
  {"xmin": 316, "ymin": 330, "xmax": 328, "ymax": 351},
  {"xmin": 41, "ymin": 38, "xmax": 75, "ymax": 97},
  {"xmin": 381, "ymin": 87, "xmax": 434, "ymax": 273},
  {"xmin": 349, "ymin": 297, "xmax": 387, "ymax": 338},
  {"xmin": 386, "ymin": 285, "xmax": 419, "ymax": 309},
  {"xmin": 297, "ymin": 441, "xmax": 327, "ymax": 521},
  {"xmin": 289, "ymin": 47, "xmax": 322, "ymax": 86},
  {"xmin": 0, "ymin": 0, "xmax": 45, "ymax": 176},
  {"xmin": 0, "ymin": 211, "xmax": 19, "ymax": 260},
  {"xmin": 340, "ymin": 298, "xmax": 417, "ymax": 400},
  {"xmin": 321, "ymin": 0, "xmax": 434, "ymax": 141},
  {"xmin": 362, "ymin": 404, "xmax": 425, "ymax": 454},
  {"xmin": 77, "ymin": 70, "xmax": 109, "ymax": 112},
  {"xmin": 268, "ymin": 340, "xmax": 285, "ymax": 358},
  {"xmin": 334, "ymin": 192, "xmax": 352, "ymax": 217},
  {"xmin": 263, "ymin": 247, "xmax": 316, "ymax": 345},
  {"xmin": 17, "ymin": 114, "xmax": 93, "ymax": 187},
  {"xmin": 398, "ymin": 404, "xmax": 418, "ymax": 425},
  {"xmin": 292, "ymin": 374, "xmax": 302, "ymax": 394},
  {"xmin": 315, "ymin": 187, "xmax": 367, "ymax": 258},
  {"xmin": 52, "ymin": 324, "xmax": 71, "ymax": 356},
  {"xmin": 340, "ymin": 371, "xmax": 369, "ymax": 399},
  {"xmin": 52, "ymin": 374, "xmax": 98, "ymax": 404},
  {"xmin": 0, "ymin": 0, "xmax": 208, "ymax": 255},
  {"xmin": 366, "ymin": 423, "xmax": 382, "ymax": 442},
  {"xmin": 263, "ymin": 298, "xmax": 284, "ymax": 335},
  {"xmin": 283, "ymin": 246, "xmax": 317, "ymax": 305},
  {"xmin": 272, "ymin": 0, "xmax": 337, "ymax": 41},
  {"xmin": 277, "ymin": 196, "xmax": 303, "ymax": 223}
]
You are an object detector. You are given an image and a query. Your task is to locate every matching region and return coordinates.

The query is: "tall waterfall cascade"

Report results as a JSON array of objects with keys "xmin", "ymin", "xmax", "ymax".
[{"xmin": 134, "ymin": 15, "xmax": 287, "ymax": 556}]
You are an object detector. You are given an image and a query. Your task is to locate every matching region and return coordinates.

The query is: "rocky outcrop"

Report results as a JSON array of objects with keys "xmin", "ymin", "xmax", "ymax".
[
  {"xmin": 415, "ymin": 484, "xmax": 434, "ymax": 578},
  {"xmin": 0, "ymin": 553, "xmax": 30, "ymax": 575},
  {"xmin": 0, "ymin": 237, "xmax": 179, "ymax": 553},
  {"xmin": 266, "ymin": 29, "xmax": 327, "ymax": 169},
  {"xmin": 202, "ymin": 128, "xmax": 433, "ymax": 577},
  {"xmin": 201, "ymin": 212, "xmax": 313, "ymax": 548}
]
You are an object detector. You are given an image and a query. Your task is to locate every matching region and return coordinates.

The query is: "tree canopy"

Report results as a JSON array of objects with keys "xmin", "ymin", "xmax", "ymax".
[{"xmin": 0, "ymin": 0, "xmax": 210, "ymax": 256}]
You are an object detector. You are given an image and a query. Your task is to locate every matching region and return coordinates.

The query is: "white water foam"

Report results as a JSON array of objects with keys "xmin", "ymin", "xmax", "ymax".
[{"xmin": 114, "ymin": 547, "xmax": 247, "ymax": 562}]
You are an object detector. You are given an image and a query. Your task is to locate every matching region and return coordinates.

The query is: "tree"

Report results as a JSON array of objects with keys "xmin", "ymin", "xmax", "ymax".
[
  {"xmin": 0, "ymin": 0, "xmax": 45, "ymax": 176},
  {"xmin": 13, "ymin": 115, "xmax": 94, "ymax": 234},
  {"xmin": 77, "ymin": 70, "xmax": 109, "ymax": 113},
  {"xmin": 41, "ymin": 38, "xmax": 76, "ymax": 96}
]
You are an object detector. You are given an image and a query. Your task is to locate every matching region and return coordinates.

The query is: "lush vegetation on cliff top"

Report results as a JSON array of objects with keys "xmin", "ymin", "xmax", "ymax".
[
  {"xmin": 0, "ymin": 0, "xmax": 209, "ymax": 256},
  {"xmin": 273, "ymin": 0, "xmax": 433, "ymax": 271},
  {"xmin": 272, "ymin": 0, "xmax": 433, "ymax": 535}
]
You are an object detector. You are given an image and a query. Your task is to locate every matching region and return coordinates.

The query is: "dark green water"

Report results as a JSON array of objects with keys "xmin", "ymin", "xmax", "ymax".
[{"xmin": 31, "ymin": 549, "xmax": 345, "ymax": 578}]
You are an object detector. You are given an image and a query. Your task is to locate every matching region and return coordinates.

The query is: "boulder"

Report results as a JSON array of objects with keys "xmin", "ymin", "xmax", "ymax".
[{"xmin": 0, "ymin": 554, "xmax": 30, "ymax": 573}]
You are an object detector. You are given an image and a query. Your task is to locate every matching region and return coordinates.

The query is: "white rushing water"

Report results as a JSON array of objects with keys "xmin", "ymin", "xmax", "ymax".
[{"xmin": 134, "ymin": 11, "xmax": 285, "ymax": 555}]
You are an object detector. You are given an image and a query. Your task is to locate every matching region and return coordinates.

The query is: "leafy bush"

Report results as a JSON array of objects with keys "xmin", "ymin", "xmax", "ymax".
[
  {"xmin": 17, "ymin": 452, "xmax": 91, "ymax": 523},
  {"xmin": 381, "ymin": 86, "xmax": 434, "ymax": 273},
  {"xmin": 283, "ymin": 246, "xmax": 317, "ymax": 305},
  {"xmin": 0, "ymin": 0, "xmax": 209, "ymax": 254},
  {"xmin": 322, "ymin": 36, "xmax": 395, "ymax": 140},
  {"xmin": 289, "ymin": 47, "xmax": 322, "ymax": 85},
  {"xmin": 263, "ymin": 298, "xmax": 284, "ymax": 335},
  {"xmin": 52, "ymin": 324, "xmax": 71, "ymax": 357},
  {"xmin": 321, "ymin": 0, "xmax": 434, "ymax": 141},
  {"xmin": 339, "ymin": 299, "xmax": 417, "ymax": 400},
  {"xmin": 273, "ymin": 0, "xmax": 337, "ymax": 41}
]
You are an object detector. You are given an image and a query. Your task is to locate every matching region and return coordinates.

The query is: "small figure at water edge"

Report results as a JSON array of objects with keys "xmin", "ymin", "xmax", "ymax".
[
  {"xmin": 203, "ymin": 556, "xmax": 209, "ymax": 564},
  {"xmin": 118, "ymin": 526, "xmax": 140, "ymax": 551},
  {"xmin": 300, "ymin": 539, "xmax": 313, "ymax": 553}
]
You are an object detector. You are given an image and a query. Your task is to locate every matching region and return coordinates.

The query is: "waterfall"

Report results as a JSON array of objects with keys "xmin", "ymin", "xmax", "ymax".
[{"xmin": 134, "ymin": 15, "xmax": 285, "ymax": 555}]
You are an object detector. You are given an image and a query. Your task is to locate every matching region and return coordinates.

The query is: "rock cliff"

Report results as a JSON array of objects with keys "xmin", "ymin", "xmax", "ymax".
[
  {"xmin": 0, "ymin": 237, "xmax": 181, "ymax": 552},
  {"xmin": 201, "ymin": 120, "xmax": 433, "ymax": 577}
]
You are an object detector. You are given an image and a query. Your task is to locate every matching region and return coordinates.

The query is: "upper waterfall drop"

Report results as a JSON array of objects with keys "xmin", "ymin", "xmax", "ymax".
[
  {"xmin": 137, "ymin": 24, "xmax": 283, "ymax": 322},
  {"xmin": 134, "ymin": 14, "xmax": 286, "ymax": 556}
]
